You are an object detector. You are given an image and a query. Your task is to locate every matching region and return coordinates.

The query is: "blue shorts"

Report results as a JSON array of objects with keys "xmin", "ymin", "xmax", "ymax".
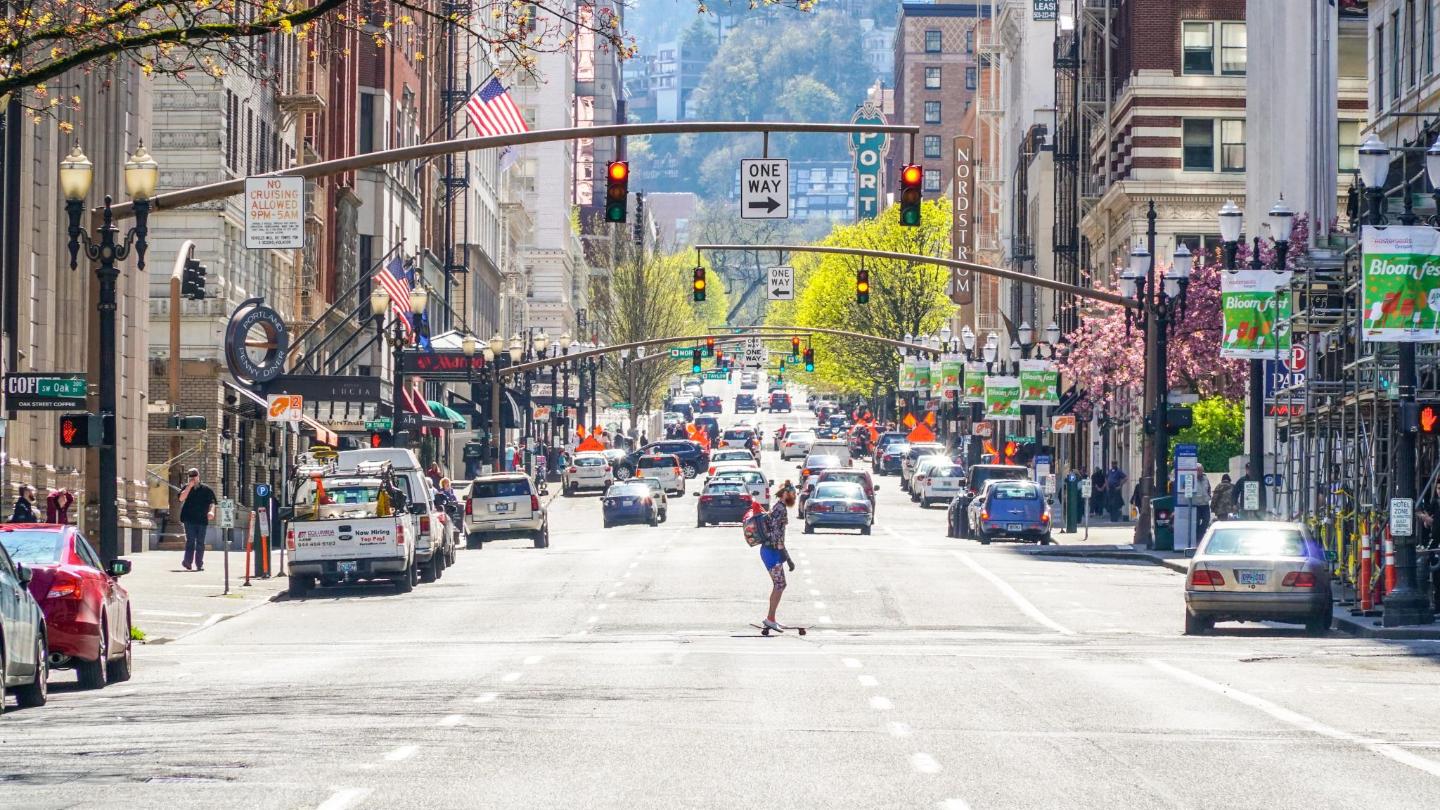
[{"xmin": 760, "ymin": 545, "xmax": 785, "ymax": 569}]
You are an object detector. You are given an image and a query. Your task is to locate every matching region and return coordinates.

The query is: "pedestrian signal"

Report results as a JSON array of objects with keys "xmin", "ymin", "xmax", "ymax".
[
  {"xmin": 58, "ymin": 412, "xmax": 102, "ymax": 448},
  {"xmin": 1420, "ymin": 402, "xmax": 1440, "ymax": 434},
  {"xmin": 605, "ymin": 161, "xmax": 629, "ymax": 223},
  {"xmin": 369, "ymin": 430, "xmax": 392, "ymax": 448},
  {"xmin": 899, "ymin": 164, "xmax": 923, "ymax": 227}
]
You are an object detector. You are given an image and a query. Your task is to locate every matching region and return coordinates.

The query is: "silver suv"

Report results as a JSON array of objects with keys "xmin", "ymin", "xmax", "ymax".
[{"xmin": 467, "ymin": 473, "xmax": 549, "ymax": 549}]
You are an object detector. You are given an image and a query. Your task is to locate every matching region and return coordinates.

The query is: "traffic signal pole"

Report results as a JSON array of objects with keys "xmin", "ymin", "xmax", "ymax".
[{"xmin": 167, "ymin": 240, "xmax": 196, "ymax": 545}]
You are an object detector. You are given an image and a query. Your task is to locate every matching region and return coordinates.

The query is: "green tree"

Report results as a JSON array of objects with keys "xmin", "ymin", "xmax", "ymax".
[
  {"xmin": 1170, "ymin": 396, "xmax": 1244, "ymax": 474},
  {"xmin": 770, "ymin": 199, "xmax": 953, "ymax": 398}
]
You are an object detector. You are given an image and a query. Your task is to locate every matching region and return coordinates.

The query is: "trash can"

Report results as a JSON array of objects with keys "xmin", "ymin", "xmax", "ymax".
[
  {"xmin": 1063, "ymin": 472, "xmax": 1082, "ymax": 533},
  {"xmin": 1151, "ymin": 495, "xmax": 1176, "ymax": 552}
]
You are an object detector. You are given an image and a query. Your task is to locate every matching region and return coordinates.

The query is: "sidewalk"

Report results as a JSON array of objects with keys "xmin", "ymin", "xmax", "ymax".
[{"xmin": 123, "ymin": 548, "xmax": 286, "ymax": 644}]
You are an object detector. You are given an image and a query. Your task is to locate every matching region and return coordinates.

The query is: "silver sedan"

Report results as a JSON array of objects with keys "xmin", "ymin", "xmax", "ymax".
[{"xmin": 1184, "ymin": 521, "xmax": 1332, "ymax": 636}]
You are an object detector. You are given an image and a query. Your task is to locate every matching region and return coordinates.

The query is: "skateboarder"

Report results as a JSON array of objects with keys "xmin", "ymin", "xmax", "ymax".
[{"xmin": 758, "ymin": 481, "xmax": 798, "ymax": 632}]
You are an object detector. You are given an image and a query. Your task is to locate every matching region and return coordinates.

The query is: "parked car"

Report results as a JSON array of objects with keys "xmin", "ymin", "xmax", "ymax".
[
  {"xmin": 803, "ymin": 482, "xmax": 873, "ymax": 535},
  {"xmin": 908, "ymin": 456, "xmax": 955, "ymax": 503},
  {"xmin": 711, "ymin": 468, "xmax": 771, "ymax": 508},
  {"xmin": 602, "ymin": 482, "xmax": 661, "ymax": 528},
  {"xmin": 917, "ymin": 462, "xmax": 966, "ymax": 508},
  {"xmin": 564, "ymin": 451, "xmax": 614, "ymax": 494},
  {"xmin": 800, "ymin": 468, "xmax": 876, "ymax": 517},
  {"xmin": 947, "ymin": 464, "xmax": 1030, "ymax": 538},
  {"xmin": 630, "ymin": 477, "xmax": 670, "ymax": 522},
  {"xmin": 779, "ymin": 429, "xmax": 816, "ymax": 460},
  {"xmin": 336, "ymin": 448, "xmax": 451, "ymax": 584},
  {"xmin": 875, "ymin": 441, "xmax": 911, "ymax": 476},
  {"xmin": 631, "ymin": 440, "xmax": 710, "ymax": 478},
  {"xmin": 286, "ymin": 464, "xmax": 421, "ymax": 593},
  {"xmin": 467, "ymin": 473, "xmax": 549, "ymax": 548},
  {"xmin": 0, "ymin": 537, "xmax": 48, "ymax": 713},
  {"xmin": 603, "ymin": 448, "xmax": 633, "ymax": 478},
  {"xmin": 967, "ymin": 480, "xmax": 1052, "ymax": 545},
  {"xmin": 634, "ymin": 453, "xmax": 687, "ymax": 494},
  {"xmin": 699, "ymin": 395, "xmax": 724, "ymax": 414},
  {"xmin": 735, "ymin": 393, "xmax": 758, "ymax": 413},
  {"xmin": 1183, "ymin": 522, "xmax": 1332, "ymax": 636},
  {"xmin": 694, "ymin": 480, "xmax": 753, "ymax": 526},
  {"xmin": 768, "ymin": 392, "xmax": 792, "ymax": 413},
  {"xmin": 900, "ymin": 444, "xmax": 949, "ymax": 491},
  {"xmin": 1, "ymin": 524, "xmax": 132, "ymax": 691}
]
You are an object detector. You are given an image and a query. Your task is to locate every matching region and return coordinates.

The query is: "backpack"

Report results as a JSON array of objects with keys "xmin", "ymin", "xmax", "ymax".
[{"xmin": 742, "ymin": 510, "xmax": 769, "ymax": 547}]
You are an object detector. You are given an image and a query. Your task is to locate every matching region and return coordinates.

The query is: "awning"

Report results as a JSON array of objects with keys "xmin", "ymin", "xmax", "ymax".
[{"xmin": 427, "ymin": 400, "xmax": 468, "ymax": 428}]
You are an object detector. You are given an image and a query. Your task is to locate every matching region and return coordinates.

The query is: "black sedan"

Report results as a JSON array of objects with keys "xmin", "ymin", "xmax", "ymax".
[{"xmin": 694, "ymin": 480, "xmax": 753, "ymax": 526}]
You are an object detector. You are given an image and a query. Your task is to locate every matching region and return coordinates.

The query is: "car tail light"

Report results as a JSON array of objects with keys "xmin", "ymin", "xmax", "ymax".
[
  {"xmin": 1041, "ymin": 512, "xmax": 1051, "ymax": 524},
  {"xmin": 286, "ymin": 529, "xmax": 296, "ymax": 551},
  {"xmin": 530, "ymin": 495, "xmax": 541, "ymax": 511},
  {"xmin": 642, "ymin": 498, "xmax": 653, "ymax": 506},
  {"xmin": 847, "ymin": 504, "xmax": 868, "ymax": 513},
  {"xmin": 700, "ymin": 495, "xmax": 714, "ymax": 504},
  {"xmin": 740, "ymin": 494, "xmax": 752, "ymax": 502},
  {"xmin": 1282, "ymin": 571, "xmax": 1317, "ymax": 588},
  {"xmin": 673, "ymin": 467, "xmax": 681, "ymax": 477},
  {"xmin": 811, "ymin": 504, "xmax": 831, "ymax": 513},
  {"xmin": 980, "ymin": 510, "xmax": 989, "ymax": 520},
  {"xmin": 465, "ymin": 499, "xmax": 473, "ymax": 515},
  {"xmin": 419, "ymin": 515, "xmax": 431, "ymax": 534},
  {"xmin": 568, "ymin": 467, "xmax": 578, "ymax": 474},
  {"xmin": 46, "ymin": 573, "xmax": 82, "ymax": 599},
  {"xmin": 397, "ymin": 524, "xmax": 405, "ymax": 545},
  {"xmin": 1190, "ymin": 569, "xmax": 1225, "ymax": 587}
]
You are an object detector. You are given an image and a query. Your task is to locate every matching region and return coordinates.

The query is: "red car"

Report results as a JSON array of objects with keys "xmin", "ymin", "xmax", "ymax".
[{"xmin": 0, "ymin": 525, "xmax": 133, "ymax": 689}]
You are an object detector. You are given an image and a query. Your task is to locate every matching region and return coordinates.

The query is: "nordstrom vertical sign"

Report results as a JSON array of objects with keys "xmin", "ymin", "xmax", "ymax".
[{"xmin": 950, "ymin": 135, "xmax": 975, "ymax": 305}]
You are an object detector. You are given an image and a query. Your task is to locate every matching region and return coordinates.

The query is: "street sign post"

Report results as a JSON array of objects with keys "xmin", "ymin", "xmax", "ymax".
[
  {"xmin": 244, "ymin": 176, "xmax": 305, "ymax": 249},
  {"xmin": 768, "ymin": 265, "xmax": 794, "ymax": 300},
  {"xmin": 702, "ymin": 371, "xmax": 728, "ymax": 380},
  {"xmin": 739, "ymin": 158, "xmax": 789, "ymax": 219},
  {"xmin": 3, "ymin": 372, "xmax": 88, "ymax": 410}
]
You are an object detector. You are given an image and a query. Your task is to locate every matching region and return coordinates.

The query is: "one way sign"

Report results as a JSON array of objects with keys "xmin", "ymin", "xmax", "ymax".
[{"xmin": 740, "ymin": 158, "xmax": 789, "ymax": 219}]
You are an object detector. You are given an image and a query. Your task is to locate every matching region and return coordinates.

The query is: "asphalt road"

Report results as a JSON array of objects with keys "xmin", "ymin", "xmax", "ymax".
[{"xmin": 4, "ymin": 384, "xmax": 1440, "ymax": 809}]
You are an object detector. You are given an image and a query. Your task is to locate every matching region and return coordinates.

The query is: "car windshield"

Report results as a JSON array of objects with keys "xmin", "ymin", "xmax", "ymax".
[
  {"xmin": 575, "ymin": 456, "xmax": 606, "ymax": 467},
  {"xmin": 0, "ymin": 530, "xmax": 65, "ymax": 564},
  {"xmin": 814, "ymin": 483, "xmax": 864, "ymax": 499},
  {"xmin": 705, "ymin": 482, "xmax": 745, "ymax": 494},
  {"xmin": 789, "ymin": 432, "xmax": 815, "ymax": 441},
  {"xmin": 990, "ymin": 483, "xmax": 1040, "ymax": 500},
  {"xmin": 324, "ymin": 484, "xmax": 384, "ymax": 504},
  {"xmin": 822, "ymin": 472, "xmax": 867, "ymax": 485},
  {"xmin": 638, "ymin": 456, "xmax": 678, "ymax": 469},
  {"xmin": 1204, "ymin": 528, "xmax": 1307, "ymax": 557},
  {"xmin": 722, "ymin": 430, "xmax": 752, "ymax": 440},
  {"xmin": 715, "ymin": 471, "xmax": 764, "ymax": 485},
  {"xmin": 804, "ymin": 455, "xmax": 840, "ymax": 468},
  {"xmin": 471, "ymin": 480, "xmax": 532, "ymax": 498},
  {"xmin": 607, "ymin": 484, "xmax": 649, "ymax": 497},
  {"xmin": 932, "ymin": 465, "xmax": 965, "ymax": 477},
  {"xmin": 886, "ymin": 444, "xmax": 911, "ymax": 455}
]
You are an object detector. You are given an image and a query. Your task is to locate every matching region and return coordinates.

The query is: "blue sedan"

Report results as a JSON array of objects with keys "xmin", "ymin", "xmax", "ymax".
[
  {"xmin": 602, "ymin": 483, "xmax": 660, "ymax": 528},
  {"xmin": 967, "ymin": 480, "xmax": 1052, "ymax": 544},
  {"xmin": 803, "ymin": 482, "xmax": 873, "ymax": 535}
]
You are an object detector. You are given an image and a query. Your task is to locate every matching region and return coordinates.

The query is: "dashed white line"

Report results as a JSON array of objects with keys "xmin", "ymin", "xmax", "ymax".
[
  {"xmin": 383, "ymin": 745, "xmax": 418, "ymax": 762},
  {"xmin": 437, "ymin": 714, "xmax": 464, "ymax": 727},
  {"xmin": 474, "ymin": 692, "xmax": 498, "ymax": 704},
  {"xmin": 949, "ymin": 550, "xmax": 1075, "ymax": 636},
  {"xmin": 201, "ymin": 614, "xmax": 223, "ymax": 628},
  {"xmin": 316, "ymin": 787, "xmax": 371, "ymax": 810},
  {"xmin": 842, "ymin": 658, "xmax": 862, "ymax": 669},
  {"xmin": 813, "ymin": 601, "xmax": 827, "ymax": 610},
  {"xmin": 939, "ymin": 799, "xmax": 973, "ymax": 810},
  {"xmin": 817, "ymin": 615, "xmax": 833, "ymax": 624},
  {"xmin": 868, "ymin": 696, "xmax": 893, "ymax": 710},
  {"xmin": 606, "ymin": 591, "xmax": 617, "ymax": 598},
  {"xmin": 501, "ymin": 671, "xmax": 523, "ymax": 683},
  {"xmin": 809, "ymin": 589, "xmax": 822, "ymax": 596},
  {"xmin": 597, "ymin": 603, "xmax": 608, "ymax": 611},
  {"xmin": 888, "ymin": 721, "xmax": 912, "ymax": 738},
  {"xmin": 857, "ymin": 675, "xmax": 878, "ymax": 688},
  {"xmin": 911, "ymin": 753, "xmax": 942, "ymax": 774},
  {"xmin": 135, "ymin": 609, "xmax": 204, "ymax": 618},
  {"xmin": 587, "ymin": 615, "xmax": 599, "ymax": 623},
  {"xmin": 523, "ymin": 655, "xmax": 544, "ymax": 665}
]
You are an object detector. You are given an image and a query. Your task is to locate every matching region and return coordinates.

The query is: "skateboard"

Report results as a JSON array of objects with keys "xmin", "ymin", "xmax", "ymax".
[{"xmin": 749, "ymin": 623, "xmax": 808, "ymax": 636}]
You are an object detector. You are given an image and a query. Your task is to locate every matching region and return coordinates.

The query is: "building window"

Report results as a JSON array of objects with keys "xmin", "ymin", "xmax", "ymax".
[
  {"xmin": 965, "ymin": 29, "xmax": 974, "ymax": 53},
  {"xmin": 1220, "ymin": 120, "xmax": 1245, "ymax": 172},
  {"xmin": 925, "ymin": 66, "xmax": 941, "ymax": 89},
  {"xmin": 1221, "ymin": 22, "xmax": 1247, "ymax": 75},
  {"xmin": 925, "ymin": 29, "xmax": 941, "ymax": 53},
  {"xmin": 923, "ymin": 135, "xmax": 942, "ymax": 158},
  {"xmin": 1182, "ymin": 119, "xmax": 1215, "ymax": 171},
  {"xmin": 1378, "ymin": 23, "xmax": 1386, "ymax": 103},
  {"xmin": 1338, "ymin": 120, "xmax": 1362, "ymax": 172},
  {"xmin": 924, "ymin": 101, "xmax": 941, "ymax": 124},
  {"xmin": 359, "ymin": 93, "xmax": 375, "ymax": 154},
  {"xmin": 1174, "ymin": 234, "xmax": 1225, "ymax": 260},
  {"xmin": 923, "ymin": 169, "xmax": 942, "ymax": 192},
  {"xmin": 1427, "ymin": 0, "xmax": 1435, "ymax": 76},
  {"xmin": 1182, "ymin": 22, "xmax": 1215, "ymax": 74},
  {"xmin": 1407, "ymin": 0, "xmax": 1418, "ymax": 87},
  {"xmin": 1393, "ymin": 11, "xmax": 1402, "ymax": 101},
  {"xmin": 965, "ymin": 66, "xmax": 977, "ymax": 90}
]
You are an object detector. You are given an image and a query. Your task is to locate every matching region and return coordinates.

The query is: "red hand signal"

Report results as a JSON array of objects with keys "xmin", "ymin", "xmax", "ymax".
[{"xmin": 1422, "ymin": 406, "xmax": 1439, "ymax": 434}]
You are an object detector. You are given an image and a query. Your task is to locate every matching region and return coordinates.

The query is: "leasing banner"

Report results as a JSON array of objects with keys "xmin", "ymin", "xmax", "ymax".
[
  {"xmin": 1361, "ymin": 225, "xmax": 1440, "ymax": 341},
  {"xmin": 983, "ymin": 375, "xmax": 1021, "ymax": 421},
  {"xmin": 1220, "ymin": 269, "xmax": 1292, "ymax": 358},
  {"xmin": 1018, "ymin": 360, "xmax": 1060, "ymax": 405}
]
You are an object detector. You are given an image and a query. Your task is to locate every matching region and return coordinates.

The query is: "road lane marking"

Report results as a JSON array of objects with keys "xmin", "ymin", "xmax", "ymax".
[
  {"xmin": 475, "ymin": 692, "xmax": 498, "ymax": 704},
  {"xmin": 383, "ymin": 745, "xmax": 418, "ymax": 762},
  {"xmin": 202, "ymin": 614, "xmax": 224, "ymax": 628},
  {"xmin": 888, "ymin": 721, "xmax": 912, "ymax": 738},
  {"xmin": 814, "ymin": 601, "xmax": 826, "ymax": 610},
  {"xmin": 523, "ymin": 655, "xmax": 544, "ymax": 665},
  {"xmin": 842, "ymin": 658, "xmax": 862, "ymax": 669},
  {"xmin": 869, "ymin": 696, "xmax": 893, "ymax": 710},
  {"xmin": 818, "ymin": 616, "xmax": 832, "ymax": 624},
  {"xmin": 809, "ymin": 589, "xmax": 822, "ymax": 596},
  {"xmin": 911, "ymin": 753, "xmax": 941, "ymax": 774},
  {"xmin": 438, "ymin": 714, "xmax": 464, "ymax": 727},
  {"xmin": 1148, "ymin": 659, "xmax": 1440, "ymax": 778},
  {"xmin": 587, "ymin": 615, "xmax": 599, "ymax": 623},
  {"xmin": 316, "ymin": 788, "xmax": 371, "ymax": 810},
  {"xmin": 597, "ymin": 604, "xmax": 608, "ymax": 610},
  {"xmin": 857, "ymin": 675, "xmax": 878, "ymax": 687},
  {"xmin": 940, "ymin": 800, "xmax": 973, "ymax": 810},
  {"xmin": 502, "ymin": 672, "xmax": 523, "ymax": 682},
  {"xmin": 949, "ymin": 550, "xmax": 1075, "ymax": 636},
  {"xmin": 606, "ymin": 591, "xmax": 617, "ymax": 598}
]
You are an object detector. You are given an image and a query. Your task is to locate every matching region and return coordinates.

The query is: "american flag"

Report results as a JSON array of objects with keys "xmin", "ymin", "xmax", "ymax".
[
  {"xmin": 374, "ymin": 256, "xmax": 413, "ymax": 339},
  {"xmin": 465, "ymin": 76, "xmax": 528, "ymax": 137}
]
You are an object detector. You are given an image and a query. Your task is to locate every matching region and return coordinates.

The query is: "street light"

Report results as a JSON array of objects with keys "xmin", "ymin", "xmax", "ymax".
[
  {"xmin": 408, "ymin": 283, "xmax": 430, "ymax": 315},
  {"xmin": 370, "ymin": 287, "xmax": 390, "ymax": 318},
  {"xmin": 489, "ymin": 332, "xmax": 504, "ymax": 357},
  {"xmin": 939, "ymin": 324, "xmax": 953, "ymax": 348},
  {"xmin": 1017, "ymin": 322, "xmax": 1034, "ymax": 349},
  {"xmin": 462, "ymin": 331, "xmax": 477, "ymax": 358},
  {"xmin": 508, "ymin": 333, "xmax": 524, "ymax": 363},
  {"xmin": 535, "ymin": 331, "xmax": 550, "ymax": 356},
  {"xmin": 982, "ymin": 339, "xmax": 997, "ymax": 364},
  {"xmin": 1044, "ymin": 320, "xmax": 1061, "ymax": 346},
  {"xmin": 1267, "ymin": 195, "xmax": 1295, "ymax": 264},
  {"xmin": 61, "ymin": 142, "xmax": 156, "ymax": 565},
  {"xmin": 961, "ymin": 325, "xmax": 976, "ymax": 353},
  {"xmin": 1165, "ymin": 244, "xmax": 1193, "ymax": 300}
]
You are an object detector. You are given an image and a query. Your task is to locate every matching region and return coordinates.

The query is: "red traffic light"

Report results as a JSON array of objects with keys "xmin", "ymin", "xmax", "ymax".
[
  {"xmin": 901, "ymin": 164, "xmax": 923, "ymax": 186},
  {"xmin": 1422, "ymin": 404, "xmax": 1440, "ymax": 434},
  {"xmin": 607, "ymin": 161, "xmax": 629, "ymax": 182}
]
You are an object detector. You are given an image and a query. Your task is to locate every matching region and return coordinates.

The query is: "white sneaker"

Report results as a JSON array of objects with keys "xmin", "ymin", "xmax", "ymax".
[{"xmin": 763, "ymin": 619, "xmax": 782, "ymax": 631}]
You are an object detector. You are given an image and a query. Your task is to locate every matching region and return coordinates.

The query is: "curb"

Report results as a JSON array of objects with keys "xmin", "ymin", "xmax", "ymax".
[
  {"xmin": 1330, "ymin": 611, "xmax": 1440, "ymax": 641},
  {"xmin": 161, "ymin": 587, "xmax": 285, "ymax": 644},
  {"xmin": 1028, "ymin": 546, "xmax": 1189, "ymax": 574}
]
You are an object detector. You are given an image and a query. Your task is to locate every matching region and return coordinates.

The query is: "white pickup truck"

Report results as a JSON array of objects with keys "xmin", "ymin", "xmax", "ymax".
[{"xmin": 284, "ymin": 468, "xmax": 419, "ymax": 596}]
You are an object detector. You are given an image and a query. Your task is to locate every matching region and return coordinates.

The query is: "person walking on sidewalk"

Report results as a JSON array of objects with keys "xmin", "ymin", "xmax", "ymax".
[
  {"xmin": 9, "ymin": 485, "xmax": 37, "ymax": 523},
  {"xmin": 179, "ymin": 468, "xmax": 217, "ymax": 571},
  {"xmin": 1105, "ymin": 462, "xmax": 1128, "ymax": 522},
  {"xmin": 1210, "ymin": 474, "xmax": 1236, "ymax": 521}
]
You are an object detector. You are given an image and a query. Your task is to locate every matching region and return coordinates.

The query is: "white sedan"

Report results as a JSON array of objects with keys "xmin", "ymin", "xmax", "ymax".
[
  {"xmin": 563, "ymin": 451, "xmax": 613, "ymax": 494},
  {"xmin": 779, "ymin": 430, "xmax": 817, "ymax": 459}
]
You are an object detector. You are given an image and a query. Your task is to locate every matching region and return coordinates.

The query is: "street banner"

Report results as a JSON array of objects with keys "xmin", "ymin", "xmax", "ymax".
[
  {"xmin": 1051, "ymin": 414, "xmax": 1077, "ymax": 434},
  {"xmin": 914, "ymin": 358, "xmax": 932, "ymax": 394},
  {"xmin": 939, "ymin": 355, "xmax": 963, "ymax": 393},
  {"xmin": 898, "ymin": 359, "xmax": 918, "ymax": 392},
  {"xmin": 1018, "ymin": 360, "xmax": 1059, "ymax": 405},
  {"xmin": 963, "ymin": 368, "xmax": 987, "ymax": 403},
  {"xmin": 983, "ymin": 375, "xmax": 1021, "ymax": 421},
  {"xmin": 1220, "ymin": 268, "xmax": 1292, "ymax": 357},
  {"xmin": 1361, "ymin": 224, "xmax": 1440, "ymax": 341}
]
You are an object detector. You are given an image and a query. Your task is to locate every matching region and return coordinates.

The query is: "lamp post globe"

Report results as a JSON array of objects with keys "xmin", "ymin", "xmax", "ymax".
[
  {"xmin": 123, "ymin": 143, "xmax": 160, "ymax": 200},
  {"xmin": 482, "ymin": 346, "xmax": 495, "ymax": 363},
  {"xmin": 462, "ymin": 332, "xmax": 478, "ymax": 357},
  {"xmin": 58, "ymin": 144, "xmax": 95, "ymax": 201},
  {"xmin": 1217, "ymin": 199, "xmax": 1244, "ymax": 244},
  {"xmin": 559, "ymin": 331, "xmax": 573, "ymax": 351},
  {"xmin": 489, "ymin": 332, "xmax": 504, "ymax": 356},
  {"xmin": 535, "ymin": 331, "xmax": 550, "ymax": 356},
  {"xmin": 370, "ymin": 287, "xmax": 390, "ymax": 318},
  {"xmin": 1357, "ymin": 132, "xmax": 1391, "ymax": 190},
  {"xmin": 1044, "ymin": 320, "xmax": 1061, "ymax": 346},
  {"xmin": 1266, "ymin": 196, "xmax": 1295, "ymax": 247},
  {"xmin": 408, "ymin": 284, "xmax": 429, "ymax": 314},
  {"xmin": 1018, "ymin": 322, "xmax": 1034, "ymax": 347},
  {"xmin": 961, "ymin": 325, "xmax": 976, "ymax": 352},
  {"xmin": 509, "ymin": 334, "xmax": 524, "ymax": 363}
]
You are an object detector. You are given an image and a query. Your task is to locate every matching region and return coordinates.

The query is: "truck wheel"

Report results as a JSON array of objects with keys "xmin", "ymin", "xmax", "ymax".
[
  {"xmin": 288, "ymin": 575, "xmax": 311, "ymax": 598},
  {"xmin": 395, "ymin": 564, "xmax": 416, "ymax": 594},
  {"xmin": 468, "ymin": 533, "xmax": 484, "ymax": 550}
]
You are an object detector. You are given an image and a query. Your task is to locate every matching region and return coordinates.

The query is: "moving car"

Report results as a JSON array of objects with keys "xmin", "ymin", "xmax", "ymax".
[
  {"xmin": 467, "ymin": 473, "xmax": 549, "ymax": 549},
  {"xmin": 908, "ymin": 457, "xmax": 955, "ymax": 503},
  {"xmin": 692, "ymin": 416, "xmax": 721, "ymax": 444},
  {"xmin": 634, "ymin": 453, "xmax": 687, "ymax": 494},
  {"xmin": 872, "ymin": 432, "xmax": 909, "ymax": 466},
  {"xmin": 967, "ymin": 480, "xmax": 1052, "ymax": 545},
  {"xmin": 779, "ymin": 429, "xmax": 816, "ymax": 460},
  {"xmin": 711, "ymin": 468, "xmax": 770, "ymax": 507},
  {"xmin": 0, "ymin": 538, "xmax": 48, "ymax": 712},
  {"xmin": 630, "ymin": 477, "xmax": 670, "ymax": 522},
  {"xmin": 563, "ymin": 451, "xmax": 614, "ymax": 494},
  {"xmin": 719, "ymin": 427, "xmax": 760, "ymax": 457},
  {"xmin": 916, "ymin": 462, "xmax": 966, "ymax": 508},
  {"xmin": 947, "ymin": 464, "xmax": 1030, "ymax": 538},
  {"xmin": 708, "ymin": 448, "xmax": 760, "ymax": 474},
  {"xmin": 694, "ymin": 480, "xmax": 753, "ymax": 526},
  {"xmin": 809, "ymin": 439, "xmax": 853, "ymax": 466},
  {"xmin": 603, "ymin": 448, "xmax": 633, "ymax": 479},
  {"xmin": 667, "ymin": 398, "xmax": 695, "ymax": 421},
  {"xmin": 768, "ymin": 392, "xmax": 792, "ymax": 413},
  {"xmin": 603, "ymin": 482, "xmax": 662, "ymax": 528},
  {"xmin": 0, "ymin": 524, "xmax": 132, "ymax": 690},
  {"xmin": 803, "ymin": 482, "xmax": 873, "ymax": 535},
  {"xmin": 735, "ymin": 393, "xmax": 758, "ymax": 413},
  {"xmin": 900, "ymin": 444, "xmax": 949, "ymax": 491},
  {"xmin": 875, "ymin": 441, "xmax": 911, "ymax": 476},
  {"xmin": 1183, "ymin": 522, "xmax": 1332, "ymax": 636},
  {"xmin": 699, "ymin": 395, "xmax": 724, "ymax": 414},
  {"xmin": 800, "ymin": 468, "xmax": 876, "ymax": 516}
]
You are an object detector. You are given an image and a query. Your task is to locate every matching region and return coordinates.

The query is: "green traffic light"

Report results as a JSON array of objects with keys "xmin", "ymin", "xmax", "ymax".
[
  {"xmin": 900, "ymin": 208, "xmax": 920, "ymax": 226},
  {"xmin": 606, "ymin": 202, "xmax": 626, "ymax": 223}
]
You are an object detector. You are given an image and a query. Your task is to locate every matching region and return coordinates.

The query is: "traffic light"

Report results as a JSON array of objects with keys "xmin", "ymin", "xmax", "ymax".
[
  {"xmin": 899, "ymin": 164, "xmax": 923, "ymax": 227},
  {"xmin": 803, "ymin": 347, "xmax": 815, "ymax": 373},
  {"xmin": 692, "ymin": 265, "xmax": 706, "ymax": 302},
  {"xmin": 605, "ymin": 161, "xmax": 629, "ymax": 223},
  {"xmin": 705, "ymin": 336, "xmax": 716, "ymax": 357},
  {"xmin": 1166, "ymin": 406, "xmax": 1194, "ymax": 431},
  {"xmin": 1419, "ymin": 402, "xmax": 1440, "ymax": 434},
  {"xmin": 369, "ymin": 430, "xmax": 392, "ymax": 448},
  {"xmin": 856, "ymin": 266, "xmax": 870, "ymax": 304},
  {"xmin": 180, "ymin": 257, "xmax": 208, "ymax": 300},
  {"xmin": 691, "ymin": 348, "xmax": 702, "ymax": 374},
  {"xmin": 714, "ymin": 348, "xmax": 724, "ymax": 368},
  {"xmin": 58, "ymin": 412, "xmax": 102, "ymax": 448},
  {"xmin": 790, "ymin": 336, "xmax": 800, "ymax": 358}
]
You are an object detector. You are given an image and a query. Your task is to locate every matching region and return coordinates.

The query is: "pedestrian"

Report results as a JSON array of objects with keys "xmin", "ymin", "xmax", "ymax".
[
  {"xmin": 1089, "ymin": 468, "xmax": 1106, "ymax": 516},
  {"xmin": 46, "ymin": 487, "xmax": 75, "ymax": 524},
  {"xmin": 1232, "ymin": 463, "xmax": 1263, "ymax": 519},
  {"xmin": 9, "ymin": 485, "xmax": 38, "ymax": 523},
  {"xmin": 1193, "ymin": 465, "xmax": 1213, "ymax": 536},
  {"xmin": 755, "ymin": 480, "xmax": 798, "ymax": 633},
  {"xmin": 639, "ymin": 432, "xmax": 649, "ymax": 447},
  {"xmin": 178, "ymin": 467, "xmax": 217, "ymax": 571},
  {"xmin": 512, "ymin": 445, "xmax": 524, "ymax": 472},
  {"xmin": 425, "ymin": 462, "xmax": 443, "ymax": 487},
  {"xmin": 1105, "ymin": 462, "xmax": 1128, "ymax": 522},
  {"xmin": 1210, "ymin": 474, "xmax": 1235, "ymax": 521}
]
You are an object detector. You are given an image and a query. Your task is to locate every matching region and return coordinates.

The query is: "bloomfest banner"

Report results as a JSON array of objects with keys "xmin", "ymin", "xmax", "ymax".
[
  {"xmin": 984, "ymin": 375, "xmax": 1021, "ymax": 421},
  {"xmin": 1018, "ymin": 360, "xmax": 1059, "ymax": 406},
  {"xmin": 1361, "ymin": 225, "xmax": 1440, "ymax": 342},
  {"xmin": 963, "ymin": 368, "xmax": 987, "ymax": 403},
  {"xmin": 1220, "ymin": 269, "xmax": 1292, "ymax": 358}
]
